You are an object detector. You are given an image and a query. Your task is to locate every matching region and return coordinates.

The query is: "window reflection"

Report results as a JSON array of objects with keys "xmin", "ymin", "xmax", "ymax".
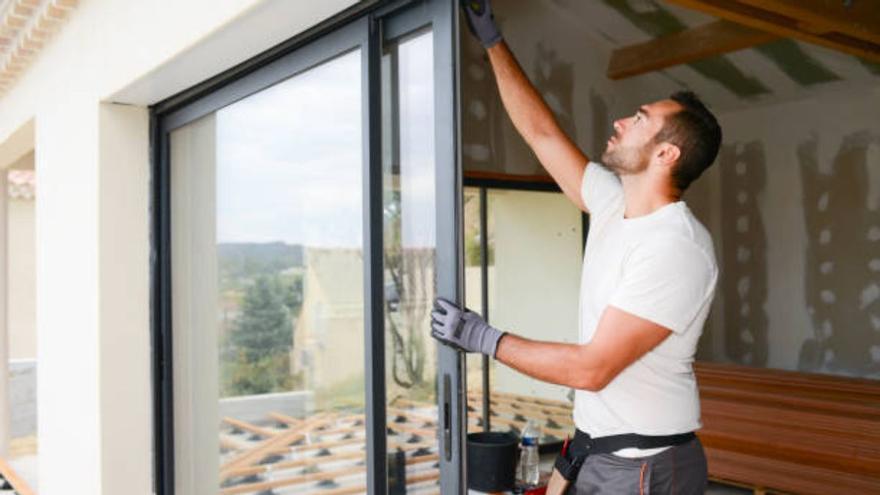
[
  {"xmin": 172, "ymin": 49, "xmax": 374, "ymax": 494},
  {"xmin": 382, "ymin": 30, "xmax": 442, "ymax": 494}
]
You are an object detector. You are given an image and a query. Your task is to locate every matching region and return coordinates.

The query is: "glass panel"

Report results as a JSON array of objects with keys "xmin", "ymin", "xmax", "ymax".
[
  {"xmin": 381, "ymin": 30, "xmax": 441, "ymax": 494},
  {"xmin": 170, "ymin": 49, "xmax": 367, "ymax": 494},
  {"xmin": 471, "ymin": 189, "xmax": 582, "ymax": 444}
]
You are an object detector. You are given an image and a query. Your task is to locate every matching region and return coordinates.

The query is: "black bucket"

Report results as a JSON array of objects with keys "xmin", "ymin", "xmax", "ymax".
[{"xmin": 466, "ymin": 431, "xmax": 519, "ymax": 492}]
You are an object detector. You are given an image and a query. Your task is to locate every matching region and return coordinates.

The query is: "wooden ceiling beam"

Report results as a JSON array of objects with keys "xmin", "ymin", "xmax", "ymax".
[
  {"xmin": 664, "ymin": 0, "xmax": 880, "ymax": 63},
  {"xmin": 607, "ymin": 19, "xmax": 778, "ymax": 80},
  {"xmin": 733, "ymin": 0, "xmax": 880, "ymax": 46}
]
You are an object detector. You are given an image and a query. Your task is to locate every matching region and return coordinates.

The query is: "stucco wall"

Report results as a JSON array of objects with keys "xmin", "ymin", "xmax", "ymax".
[
  {"xmin": 8, "ymin": 194, "xmax": 35, "ymax": 360},
  {"xmin": 0, "ymin": 1, "xmax": 359, "ymax": 494}
]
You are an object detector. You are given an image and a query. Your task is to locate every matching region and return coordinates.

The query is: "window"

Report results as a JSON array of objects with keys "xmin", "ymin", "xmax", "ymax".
[{"xmin": 169, "ymin": 49, "xmax": 366, "ymax": 494}]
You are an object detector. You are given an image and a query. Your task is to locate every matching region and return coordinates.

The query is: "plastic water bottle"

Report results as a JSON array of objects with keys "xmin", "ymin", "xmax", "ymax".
[{"xmin": 519, "ymin": 420, "xmax": 541, "ymax": 487}]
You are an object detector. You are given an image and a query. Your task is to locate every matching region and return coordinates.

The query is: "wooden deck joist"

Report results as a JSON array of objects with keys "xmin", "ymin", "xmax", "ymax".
[
  {"xmin": 0, "ymin": 456, "xmax": 35, "ymax": 495},
  {"xmin": 220, "ymin": 454, "xmax": 439, "ymax": 495}
]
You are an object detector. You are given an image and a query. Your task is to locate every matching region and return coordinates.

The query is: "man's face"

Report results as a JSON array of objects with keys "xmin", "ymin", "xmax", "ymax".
[{"xmin": 601, "ymin": 99, "xmax": 680, "ymax": 176}]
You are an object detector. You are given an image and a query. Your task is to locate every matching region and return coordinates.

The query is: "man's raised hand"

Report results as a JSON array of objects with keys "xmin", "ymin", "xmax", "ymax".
[{"xmin": 460, "ymin": 0, "xmax": 502, "ymax": 48}]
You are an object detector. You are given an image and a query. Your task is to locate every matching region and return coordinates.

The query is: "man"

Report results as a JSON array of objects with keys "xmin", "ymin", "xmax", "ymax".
[{"xmin": 430, "ymin": 1, "xmax": 722, "ymax": 493}]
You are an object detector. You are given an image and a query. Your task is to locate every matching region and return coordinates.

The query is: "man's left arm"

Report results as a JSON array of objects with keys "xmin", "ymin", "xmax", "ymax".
[
  {"xmin": 430, "ymin": 239, "xmax": 715, "ymax": 389},
  {"xmin": 431, "ymin": 298, "xmax": 671, "ymax": 391},
  {"xmin": 492, "ymin": 238, "xmax": 715, "ymax": 390},
  {"xmin": 494, "ymin": 306, "xmax": 671, "ymax": 391}
]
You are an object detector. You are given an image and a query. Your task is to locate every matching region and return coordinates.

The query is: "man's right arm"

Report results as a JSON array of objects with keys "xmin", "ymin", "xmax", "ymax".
[{"xmin": 486, "ymin": 41, "xmax": 591, "ymax": 213}]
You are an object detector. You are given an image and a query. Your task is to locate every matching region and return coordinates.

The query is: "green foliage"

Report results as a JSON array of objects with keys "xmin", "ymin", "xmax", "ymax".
[
  {"xmin": 463, "ymin": 192, "xmax": 494, "ymax": 267},
  {"xmin": 224, "ymin": 349, "xmax": 293, "ymax": 396},
  {"xmin": 230, "ymin": 276, "xmax": 293, "ymax": 361},
  {"xmin": 465, "ymin": 230, "xmax": 482, "ymax": 267},
  {"xmin": 221, "ymin": 274, "xmax": 301, "ymax": 397},
  {"xmin": 218, "ymin": 242, "xmax": 303, "ymax": 290}
]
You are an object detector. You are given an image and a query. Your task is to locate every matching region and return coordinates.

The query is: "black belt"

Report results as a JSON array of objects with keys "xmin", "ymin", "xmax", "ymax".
[{"xmin": 554, "ymin": 429, "xmax": 697, "ymax": 481}]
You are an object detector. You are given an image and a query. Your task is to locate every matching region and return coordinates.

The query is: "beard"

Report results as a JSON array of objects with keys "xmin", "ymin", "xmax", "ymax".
[{"xmin": 601, "ymin": 143, "xmax": 649, "ymax": 177}]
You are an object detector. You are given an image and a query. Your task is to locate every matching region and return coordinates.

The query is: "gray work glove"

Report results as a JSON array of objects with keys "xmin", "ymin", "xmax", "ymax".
[
  {"xmin": 460, "ymin": 0, "xmax": 503, "ymax": 48},
  {"xmin": 431, "ymin": 297, "xmax": 505, "ymax": 357}
]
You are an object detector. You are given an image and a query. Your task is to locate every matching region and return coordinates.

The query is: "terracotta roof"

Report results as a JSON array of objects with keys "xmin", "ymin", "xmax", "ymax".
[{"xmin": 0, "ymin": 0, "xmax": 79, "ymax": 95}]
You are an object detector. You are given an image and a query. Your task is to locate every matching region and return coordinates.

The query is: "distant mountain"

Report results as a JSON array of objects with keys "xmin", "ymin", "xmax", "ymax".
[{"xmin": 218, "ymin": 242, "xmax": 304, "ymax": 281}]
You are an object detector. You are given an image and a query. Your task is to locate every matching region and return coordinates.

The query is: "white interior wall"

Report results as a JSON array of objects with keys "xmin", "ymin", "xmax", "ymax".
[{"xmin": 489, "ymin": 190, "xmax": 582, "ymax": 403}]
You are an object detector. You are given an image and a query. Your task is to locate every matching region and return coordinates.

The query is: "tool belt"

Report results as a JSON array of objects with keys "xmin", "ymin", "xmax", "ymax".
[{"xmin": 553, "ymin": 429, "xmax": 697, "ymax": 482}]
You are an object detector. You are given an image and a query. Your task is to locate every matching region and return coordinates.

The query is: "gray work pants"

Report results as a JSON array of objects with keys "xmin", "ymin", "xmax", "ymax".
[{"xmin": 567, "ymin": 437, "xmax": 708, "ymax": 494}]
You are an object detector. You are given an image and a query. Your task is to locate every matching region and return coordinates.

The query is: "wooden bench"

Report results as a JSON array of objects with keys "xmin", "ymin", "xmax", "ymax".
[{"xmin": 695, "ymin": 362, "xmax": 880, "ymax": 494}]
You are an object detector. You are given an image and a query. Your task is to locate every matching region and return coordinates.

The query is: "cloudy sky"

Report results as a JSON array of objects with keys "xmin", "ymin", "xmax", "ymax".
[{"xmin": 211, "ymin": 32, "xmax": 435, "ymax": 249}]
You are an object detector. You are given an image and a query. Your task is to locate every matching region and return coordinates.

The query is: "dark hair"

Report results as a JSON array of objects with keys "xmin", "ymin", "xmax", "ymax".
[{"xmin": 654, "ymin": 91, "xmax": 722, "ymax": 192}]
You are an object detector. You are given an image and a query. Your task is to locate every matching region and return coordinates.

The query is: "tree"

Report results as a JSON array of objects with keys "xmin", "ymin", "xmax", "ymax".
[
  {"xmin": 223, "ymin": 275, "xmax": 294, "ymax": 395},
  {"xmin": 384, "ymin": 190, "xmax": 432, "ymax": 391},
  {"xmin": 231, "ymin": 276, "xmax": 292, "ymax": 359}
]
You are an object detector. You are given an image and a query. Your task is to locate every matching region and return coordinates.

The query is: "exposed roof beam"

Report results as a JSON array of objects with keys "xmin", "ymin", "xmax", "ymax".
[
  {"xmin": 734, "ymin": 0, "xmax": 880, "ymax": 46},
  {"xmin": 607, "ymin": 20, "xmax": 779, "ymax": 80},
  {"xmin": 664, "ymin": 0, "xmax": 880, "ymax": 63}
]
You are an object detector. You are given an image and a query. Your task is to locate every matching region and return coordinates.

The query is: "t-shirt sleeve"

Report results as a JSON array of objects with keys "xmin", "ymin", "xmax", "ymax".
[
  {"xmin": 608, "ymin": 238, "xmax": 717, "ymax": 334},
  {"xmin": 581, "ymin": 162, "xmax": 623, "ymax": 217}
]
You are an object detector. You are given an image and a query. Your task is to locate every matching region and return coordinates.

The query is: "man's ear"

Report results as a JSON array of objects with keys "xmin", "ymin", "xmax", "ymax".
[{"xmin": 655, "ymin": 142, "xmax": 681, "ymax": 168}]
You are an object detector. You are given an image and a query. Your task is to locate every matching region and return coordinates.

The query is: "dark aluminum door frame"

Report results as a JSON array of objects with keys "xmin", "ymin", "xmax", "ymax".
[
  {"xmin": 378, "ymin": 1, "xmax": 465, "ymax": 492},
  {"xmin": 150, "ymin": 1, "xmax": 465, "ymax": 494}
]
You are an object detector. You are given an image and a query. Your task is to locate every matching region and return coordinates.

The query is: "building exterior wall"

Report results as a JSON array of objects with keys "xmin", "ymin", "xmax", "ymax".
[
  {"xmin": 8, "ymin": 193, "xmax": 35, "ymax": 361},
  {"xmin": 0, "ymin": 1, "xmax": 358, "ymax": 494}
]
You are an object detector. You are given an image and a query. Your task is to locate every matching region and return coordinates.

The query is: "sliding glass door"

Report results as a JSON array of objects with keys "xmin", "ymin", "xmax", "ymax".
[
  {"xmin": 152, "ymin": 2, "xmax": 465, "ymax": 494},
  {"xmin": 168, "ymin": 48, "xmax": 367, "ymax": 495},
  {"xmin": 378, "ymin": 3, "xmax": 464, "ymax": 493}
]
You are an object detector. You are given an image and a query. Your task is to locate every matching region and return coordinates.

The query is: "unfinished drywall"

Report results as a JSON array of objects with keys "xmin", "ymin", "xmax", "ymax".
[
  {"xmin": 461, "ymin": 1, "xmax": 880, "ymax": 381},
  {"xmin": 460, "ymin": 0, "xmax": 671, "ymax": 176},
  {"xmin": 717, "ymin": 142, "xmax": 769, "ymax": 367},
  {"xmin": 797, "ymin": 132, "xmax": 880, "ymax": 374},
  {"xmin": 695, "ymin": 86, "xmax": 880, "ymax": 379}
]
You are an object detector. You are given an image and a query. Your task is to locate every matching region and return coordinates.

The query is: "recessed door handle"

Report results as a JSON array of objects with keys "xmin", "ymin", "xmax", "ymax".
[{"xmin": 442, "ymin": 373, "xmax": 452, "ymax": 462}]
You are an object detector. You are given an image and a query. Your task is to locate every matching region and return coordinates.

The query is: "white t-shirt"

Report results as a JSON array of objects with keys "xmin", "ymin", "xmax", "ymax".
[{"xmin": 573, "ymin": 162, "xmax": 718, "ymax": 457}]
